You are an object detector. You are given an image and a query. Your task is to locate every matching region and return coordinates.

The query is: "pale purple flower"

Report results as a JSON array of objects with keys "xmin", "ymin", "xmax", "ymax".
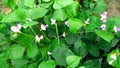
[
  {"xmin": 101, "ymin": 11, "xmax": 107, "ymax": 23},
  {"xmin": 113, "ymin": 26, "xmax": 120, "ymax": 32},
  {"xmin": 11, "ymin": 24, "xmax": 22, "ymax": 33},
  {"xmin": 50, "ymin": 18, "xmax": 56, "ymax": 25},
  {"xmin": 41, "ymin": 24, "xmax": 48, "ymax": 30},
  {"xmin": 35, "ymin": 35, "xmax": 43, "ymax": 42},
  {"xmin": 101, "ymin": 24, "xmax": 106, "ymax": 30},
  {"xmin": 65, "ymin": 21, "xmax": 69, "ymax": 26},
  {"xmin": 84, "ymin": 18, "xmax": 90, "ymax": 24}
]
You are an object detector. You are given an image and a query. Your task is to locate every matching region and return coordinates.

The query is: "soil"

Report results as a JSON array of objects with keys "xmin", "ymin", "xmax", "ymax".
[{"xmin": 105, "ymin": 0, "xmax": 120, "ymax": 17}]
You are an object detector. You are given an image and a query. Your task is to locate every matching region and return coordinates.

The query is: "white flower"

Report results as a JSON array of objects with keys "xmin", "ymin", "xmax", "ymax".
[
  {"xmin": 108, "ymin": 60, "xmax": 114, "ymax": 65},
  {"xmin": 101, "ymin": 24, "xmax": 106, "ymax": 30},
  {"xmin": 110, "ymin": 54, "xmax": 116, "ymax": 60},
  {"xmin": 11, "ymin": 24, "xmax": 22, "ymax": 33},
  {"xmin": 47, "ymin": 51, "xmax": 52, "ymax": 55},
  {"xmin": 65, "ymin": 21, "xmax": 69, "ymax": 26},
  {"xmin": 101, "ymin": 11, "xmax": 107, "ymax": 23},
  {"xmin": 35, "ymin": 35, "xmax": 43, "ymax": 42},
  {"xmin": 113, "ymin": 26, "xmax": 120, "ymax": 32},
  {"xmin": 84, "ymin": 18, "xmax": 90, "ymax": 24},
  {"xmin": 41, "ymin": 24, "xmax": 48, "ymax": 30},
  {"xmin": 62, "ymin": 32, "xmax": 66, "ymax": 37},
  {"xmin": 114, "ymin": 26, "xmax": 118, "ymax": 32},
  {"xmin": 50, "ymin": 18, "xmax": 56, "ymax": 25}
]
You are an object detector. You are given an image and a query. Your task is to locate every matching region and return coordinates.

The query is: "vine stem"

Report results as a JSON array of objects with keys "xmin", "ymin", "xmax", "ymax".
[
  {"xmin": 41, "ymin": 30, "xmax": 51, "ymax": 42},
  {"xmin": 55, "ymin": 23, "xmax": 59, "ymax": 44},
  {"xmin": 30, "ymin": 26, "xmax": 36, "ymax": 35}
]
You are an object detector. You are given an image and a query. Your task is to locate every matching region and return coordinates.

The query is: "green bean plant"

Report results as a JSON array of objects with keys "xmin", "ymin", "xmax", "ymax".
[{"xmin": 0, "ymin": 0, "xmax": 120, "ymax": 68}]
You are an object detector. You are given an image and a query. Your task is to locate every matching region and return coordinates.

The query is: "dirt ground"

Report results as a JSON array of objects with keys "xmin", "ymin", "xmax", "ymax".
[
  {"xmin": 105, "ymin": 0, "xmax": 120, "ymax": 17},
  {"xmin": 0, "ymin": 0, "xmax": 120, "ymax": 17}
]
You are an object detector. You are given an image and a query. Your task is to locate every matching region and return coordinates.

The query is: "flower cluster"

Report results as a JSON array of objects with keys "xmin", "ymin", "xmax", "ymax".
[{"xmin": 100, "ymin": 11, "xmax": 107, "ymax": 30}]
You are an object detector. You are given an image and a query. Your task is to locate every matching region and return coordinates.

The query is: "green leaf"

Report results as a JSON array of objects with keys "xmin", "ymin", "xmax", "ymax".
[
  {"xmin": 88, "ymin": 45, "xmax": 100, "ymax": 57},
  {"xmin": 65, "ymin": 34, "xmax": 78, "ymax": 45},
  {"xmin": 11, "ymin": 57, "xmax": 28, "ymax": 68},
  {"xmin": 24, "ymin": 0, "xmax": 35, "ymax": 8},
  {"xmin": 9, "ymin": 44, "xmax": 25, "ymax": 59},
  {"xmin": 92, "ymin": 0, "xmax": 107, "ymax": 13},
  {"xmin": 17, "ymin": 34, "xmax": 34, "ymax": 47},
  {"xmin": 28, "ymin": 63, "xmax": 37, "ymax": 68},
  {"xmin": 52, "ymin": 43, "xmax": 74, "ymax": 66},
  {"xmin": 0, "ymin": 52, "xmax": 9, "ymax": 61},
  {"xmin": 108, "ymin": 17, "xmax": 120, "ymax": 27},
  {"xmin": 66, "ymin": 1, "xmax": 79, "ymax": 17},
  {"xmin": 40, "ymin": 2, "xmax": 53, "ymax": 8},
  {"xmin": 22, "ymin": 21, "xmax": 39, "ymax": 28},
  {"xmin": 84, "ymin": 59, "xmax": 102, "ymax": 68},
  {"xmin": 27, "ymin": 45, "xmax": 38, "ymax": 58},
  {"xmin": 27, "ymin": 6, "xmax": 48, "ymax": 19},
  {"xmin": 68, "ymin": 18, "xmax": 83, "ymax": 33},
  {"xmin": 2, "ymin": 0, "xmax": 16, "ymax": 9},
  {"xmin": 74, "ymin": 39, "xmax": 88, "ymax": 58},
  {"xmin": 0, "ymin": 61, "xmax": 9, "ymax": 68},
  {"xmin": 52, "ymin": 9, "xmax": 67, "ymax": 21},
  {"xmin": 98, "ymin": 39, "xmax": 119, "ymax": 52},
  {"xmin": 1, "ymin": 9, "xmax": 26, "ymax": 23},
  {"xmin": 38, "ymin": 60, "xmax": 56, "ymax": 68},
  {"xmin": 18, "ymin": 0, "xmax": 28, "ymax": 9},
  {"xmin": 53, "ymin": 0, "xmax": 74, "ymax": 9},
  {"xmin": 66, "ymin": 55, "xmax": 81, "ymax": 68},
  {"xmin": 95, "ymin": 29, "xmax": 114, "ymax": 42}
]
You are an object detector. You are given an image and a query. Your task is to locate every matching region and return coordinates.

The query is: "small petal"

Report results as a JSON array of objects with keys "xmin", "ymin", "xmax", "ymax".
[
  {"xmin": 101, "ymin": 24, "xmax": 106, "ymax": 30},
  {"xmin": 62, "ymin": 32, "xmax": 66, "ymax": 37},
  {"xmin": 114, "ymin": 26, "xmax": 118, "ymax": 32},
  {"xmin": 35, "ymin": 35, "xmax": 43, "ymax": 42},
  {"xmin": 84, "ymin": 18, "xmax": 90, "ymax": 24},
  {"xmin": 47, "ymin": 51, "xmax": 52, "ymax": 55},
  {"xmin": 108, "ymin": 60, "xmax": 114, "ymax": 65},
  {"xmin": 50, "ymin": 18, "xmax": 56, "ymax": 25},
  {"xmin": 35, "ymin": 35, "xmax": 40, "ymax": 42},
  {"xmin": 101, "ymin": 18, "xmax": 107, "ymax": 23},
  {"xmin": 103, "ymin": 11, "xmax": 107, "ymax": 16},
  {"xmin": 17, "ymin": 24, "xmax": 22, "ymax": 29},
  {"xmin": 11, "ymin": 24, "xmax": 21, "ymax": 33},
  {"xmin": 65, "ymin": 21, "xmax": 69, "ymax": 26},
  {"xmin": 40, "ymin": 35, "xmax": 44, "ymax": 40},
  {"xmin": 110, "ymin": 54, "xmax": 116, "ymax": 60},
  {"xmin": 41, "ymin": 24, "xmax": 48, "ymax": 30}
]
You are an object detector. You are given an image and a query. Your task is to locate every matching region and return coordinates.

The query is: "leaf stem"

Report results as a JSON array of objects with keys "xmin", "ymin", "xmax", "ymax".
[
  {"xmin": 41, "ymin": 30, "xmax": 51, "ymax": 42},
  {"xmin": 55, "ymin": 23, "xmax": 59, "ymax": 44},
  {"xmin": 29, "ymin": 26, "xmax": 36, "ymax": 35}
]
